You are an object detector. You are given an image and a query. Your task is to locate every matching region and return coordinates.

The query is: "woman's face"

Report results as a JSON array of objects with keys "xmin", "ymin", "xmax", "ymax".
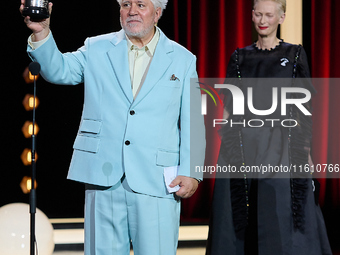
[{"xmin": 252, "ymin": 1, "xmax": 285, "ymax": 38}]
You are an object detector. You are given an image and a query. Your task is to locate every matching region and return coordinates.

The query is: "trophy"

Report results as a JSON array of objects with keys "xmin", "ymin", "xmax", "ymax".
[{"xmin": 22, "ymin": 0, "xmax": 49, "ymax": 20}]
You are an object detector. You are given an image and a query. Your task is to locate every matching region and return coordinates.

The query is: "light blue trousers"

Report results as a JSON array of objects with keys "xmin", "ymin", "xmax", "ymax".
[{"xmin": 84, "ymin": 175, "xmax": 181, "ymax": 255}]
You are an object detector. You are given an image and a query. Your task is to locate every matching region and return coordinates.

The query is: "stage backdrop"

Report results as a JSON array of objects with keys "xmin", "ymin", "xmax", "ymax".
[
  {"xmin": 169, "ymin": 0, "xmax": 253, "ymax": 222},
  {"xmin": 309, "ymin": 0, "xmax": 340, "ymax": 246}
]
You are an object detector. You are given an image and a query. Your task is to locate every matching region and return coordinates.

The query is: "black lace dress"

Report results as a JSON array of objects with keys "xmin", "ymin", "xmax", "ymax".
[{"xmin": 206, "ymin": 42, "xmax": 332, "ymax": 255}]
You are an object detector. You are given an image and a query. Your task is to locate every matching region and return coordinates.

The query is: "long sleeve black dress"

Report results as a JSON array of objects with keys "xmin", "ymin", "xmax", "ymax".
[{"xmin": 206, "ymin": 42, "xmax": 332, "ymax": 255}]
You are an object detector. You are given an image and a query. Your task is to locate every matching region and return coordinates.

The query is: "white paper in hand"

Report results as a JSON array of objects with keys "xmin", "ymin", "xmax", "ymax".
[{"xmin": 164, "ymin": 166, "xmax": 180, "ymax": 193}]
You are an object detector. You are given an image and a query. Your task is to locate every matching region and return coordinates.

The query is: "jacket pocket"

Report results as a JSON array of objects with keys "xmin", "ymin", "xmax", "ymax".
[
  {"xmin": 73, "ymin": 135, "xmax": 100, "ymax": 153},
  {"xmin": 79, "ymin": 119, "xmax": 102, "ymax": 135},
  {"xmin": 156, "ymin": 150, "xmax": 180, "ymax": 167},
  {"xmin": 160, "ymin": 80, "xmax": 181, "ymax": 88}
]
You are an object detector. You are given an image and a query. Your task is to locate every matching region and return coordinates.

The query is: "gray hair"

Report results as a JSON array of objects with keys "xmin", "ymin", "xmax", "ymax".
[{"xmin": 117, "ymin": 0, "xmax": 168, "ymax": 11}]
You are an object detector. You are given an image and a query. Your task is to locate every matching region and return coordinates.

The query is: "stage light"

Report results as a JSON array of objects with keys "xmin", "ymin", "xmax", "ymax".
[
  {"xmin": 20, "ymin": 148, "xmax": 38, "ymax": 166},
  {"xmin": 21, "ymin": 121, "xmax": 39, "ymax": 138},
  {"xmin": 0, "ymin": 203, "xmax": 54, "ymax": 255},
  {"xmin": 22, "ymin": 94, "xmax": 39, "ymax": 111},
  {"xmin": 20, "ymin": 176, "xmax": 37, "ymax": 194},
  {"xmin": 22, "ymin": 66, "xmax": 40, "ymax": 84}
]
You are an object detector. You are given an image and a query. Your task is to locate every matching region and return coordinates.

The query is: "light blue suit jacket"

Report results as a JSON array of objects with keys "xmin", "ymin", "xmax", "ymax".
[{"xmin": 28, "ymin": 28, "xmax": 205, "ymax": 198}]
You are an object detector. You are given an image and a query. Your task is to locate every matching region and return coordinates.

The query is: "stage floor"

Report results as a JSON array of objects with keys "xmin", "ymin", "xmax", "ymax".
[
  {"xmin": 51, "ymin": 219, "xmax": 208, "ymax": 255},
  {"xmin": 50, "ymin": 218, "xmax": 339, "ymax": 255},
  {"xmin": 53, "ymin": 248, "xmax": 206, "ymax": 255}
]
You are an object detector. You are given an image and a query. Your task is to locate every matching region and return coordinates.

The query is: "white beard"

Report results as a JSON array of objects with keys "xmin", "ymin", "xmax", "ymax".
[{"xmin": 120, "ymin": 16, "xmax": 155, "ymax": 39}]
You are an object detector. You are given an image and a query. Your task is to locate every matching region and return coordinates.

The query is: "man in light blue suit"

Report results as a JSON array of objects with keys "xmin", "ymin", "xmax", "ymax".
[{"xmin": 21, "ymin": 0, "xmax": 205, "ymax": 254}]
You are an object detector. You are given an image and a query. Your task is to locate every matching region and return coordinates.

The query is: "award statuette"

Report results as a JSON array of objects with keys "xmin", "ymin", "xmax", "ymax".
[{"xmin": 22, "ymin": 0, "xmax": 49, "ymax": 20}]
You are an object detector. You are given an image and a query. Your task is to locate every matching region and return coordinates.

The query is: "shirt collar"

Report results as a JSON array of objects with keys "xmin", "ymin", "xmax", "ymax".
[{"xmin": 126, "ymin": 26, "xmax": 160, "ymax": 56}]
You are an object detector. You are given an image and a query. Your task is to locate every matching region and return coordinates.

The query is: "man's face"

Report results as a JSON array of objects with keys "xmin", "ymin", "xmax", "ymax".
[{"xmin": 120, "ymin": 0, "xmax": 161, "ymax": 39}]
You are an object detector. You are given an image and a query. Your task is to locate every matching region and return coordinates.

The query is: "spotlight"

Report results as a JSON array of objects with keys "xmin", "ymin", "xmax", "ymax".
[
  {"xmin": 21, "ymin": 121, "xmax": 39, "ymax": 138},
  {"xmin": 20, "ymin": 148, "xmax": 38, "ymax": 166},
  {"xmin": 20, "ymin": 176, "xmax": 37, "ymax": 194},
  {"xmin": 22, "ymin": 94, "xmax": 39, "ymax": 111},
  {"xmin": 22, "ymin": 66, "xmax": 40, "ymax": 84}
]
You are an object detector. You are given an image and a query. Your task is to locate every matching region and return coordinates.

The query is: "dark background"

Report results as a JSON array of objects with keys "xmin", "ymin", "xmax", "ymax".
[{"xmin": 2, "ymin": 0, "xmax": 123, "ymax": 218}]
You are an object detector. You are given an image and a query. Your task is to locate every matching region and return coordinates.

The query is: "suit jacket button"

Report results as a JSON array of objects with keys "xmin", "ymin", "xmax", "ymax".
[
  {"xmin": 125, "ymin": 140, "xmax": 131, "ymax": 146},
  {"xmin": 130, "ymin": 110, "xmax": 135, "ymax": 115}
]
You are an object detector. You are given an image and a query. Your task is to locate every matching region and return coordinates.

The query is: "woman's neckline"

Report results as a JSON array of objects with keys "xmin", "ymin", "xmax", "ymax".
[{"xmin": 253, "ymin": 40, "xmax": 283, "ymax": 52}]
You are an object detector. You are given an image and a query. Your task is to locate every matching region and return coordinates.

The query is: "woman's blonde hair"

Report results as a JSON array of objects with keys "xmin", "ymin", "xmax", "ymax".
[{"xmin": 253, "ymin": 0, "xmax": 286, "ymax": 14}]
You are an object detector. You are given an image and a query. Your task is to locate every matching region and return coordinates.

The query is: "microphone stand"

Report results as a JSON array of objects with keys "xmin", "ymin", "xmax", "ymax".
[{"xmin": 29, "ymin": 62, "xmax": 40, "ymax": 255}]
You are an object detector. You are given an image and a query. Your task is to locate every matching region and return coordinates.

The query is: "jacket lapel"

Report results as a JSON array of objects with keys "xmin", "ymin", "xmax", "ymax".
[
  {"xmin": 106, "ymin": 29, "xmax": 174, "ymax": 106},
  {"xmin": 107, "ymin": 30, "xmax": 134, "ymax": 104},
  {"xmin": 132, "ymin": 29, "xmax": 174, "ymax": 106}
]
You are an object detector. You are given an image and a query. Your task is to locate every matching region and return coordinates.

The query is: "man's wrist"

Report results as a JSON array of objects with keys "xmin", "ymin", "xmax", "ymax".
[
  {"xmin": 28, "ymin": 30, "xmax": 51, "ymax": 50},
  {"xmin": 32, "ymin": 29, "xmax": 50, "ymax": 42}
]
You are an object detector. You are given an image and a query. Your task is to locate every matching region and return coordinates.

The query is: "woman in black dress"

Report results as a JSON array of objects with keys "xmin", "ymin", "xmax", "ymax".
[{"xmin": 206, "ymin": 0, "xmax": 332, "ymax": 254}]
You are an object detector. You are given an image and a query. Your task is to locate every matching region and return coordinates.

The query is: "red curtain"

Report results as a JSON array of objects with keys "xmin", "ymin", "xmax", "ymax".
[
  {"xmin": 311, "ymin": 0, "xmax": 340, "ymax": 208},
  {"xmin": 171, "ymin": 0, "xmax": 253, "ymax": 221},
  {"xmin": 170, "ymin": 0, "xmax": 340, "ymax": 224}
]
